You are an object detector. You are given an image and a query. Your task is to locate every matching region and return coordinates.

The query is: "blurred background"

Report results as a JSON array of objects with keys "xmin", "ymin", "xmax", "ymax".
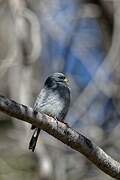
[{"xmin": 0, "ymin": 0, "xmax": 120, "ymax": 179}]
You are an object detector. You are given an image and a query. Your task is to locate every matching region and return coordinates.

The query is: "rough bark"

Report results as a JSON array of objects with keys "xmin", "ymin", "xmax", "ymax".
[{"xmin": 0, "ymin": 95, "xmax": 119, "ymax": 179}]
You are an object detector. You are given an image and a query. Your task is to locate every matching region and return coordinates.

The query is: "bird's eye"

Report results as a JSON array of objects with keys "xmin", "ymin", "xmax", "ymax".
[{"xmin": 45, "ymin": 77, "xmax": 57, "ymax": 88}]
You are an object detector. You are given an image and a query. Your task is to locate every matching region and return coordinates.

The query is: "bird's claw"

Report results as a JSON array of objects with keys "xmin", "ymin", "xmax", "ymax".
[{"xmin": 63, "ymin": 122, "xmax": 69, "ymax": 127}]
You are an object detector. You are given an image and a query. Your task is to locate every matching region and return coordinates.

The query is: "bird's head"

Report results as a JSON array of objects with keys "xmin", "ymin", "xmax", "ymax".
[{"xmin": 44, "ymin": 72, "xmax": 69, "ymax": 88}]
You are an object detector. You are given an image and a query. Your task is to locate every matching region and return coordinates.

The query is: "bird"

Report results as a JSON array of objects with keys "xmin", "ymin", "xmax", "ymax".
[{"xmin": 29, "ymin": 72, "xmax": 70, "ymax": 152}]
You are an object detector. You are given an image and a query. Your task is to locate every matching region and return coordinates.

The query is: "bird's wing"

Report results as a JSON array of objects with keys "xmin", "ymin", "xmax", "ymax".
[
  {"xmin": 34, "ymin": 89, "xmax": 64, "ymax": 117},
  {"xmin": 36, "ymin": 91, "xmax": 60, "ymax": 108},
  {"xmin": 33, "ymin": 88, "xmax": 47, "ymax": 111},
  {"xmin": 33, "ymin": 89, "xmax": 61, "ymax": 110}
]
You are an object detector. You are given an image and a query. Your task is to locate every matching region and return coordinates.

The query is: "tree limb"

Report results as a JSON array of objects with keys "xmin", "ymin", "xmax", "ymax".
[{"xmin": 0, "ymin": 95, "xmax": 119, "ymax": 179}]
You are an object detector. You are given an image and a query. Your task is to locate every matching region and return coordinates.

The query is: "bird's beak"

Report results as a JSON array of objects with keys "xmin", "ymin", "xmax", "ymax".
[{"xmin": 64, "ymin": 77, "xmax": 69, "ymax": 85}]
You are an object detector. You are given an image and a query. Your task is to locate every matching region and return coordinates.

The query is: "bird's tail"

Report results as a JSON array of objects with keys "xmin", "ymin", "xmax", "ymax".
[{"xmin": 29, "ymin": 128, "xmax": 41, "ymax": 152}]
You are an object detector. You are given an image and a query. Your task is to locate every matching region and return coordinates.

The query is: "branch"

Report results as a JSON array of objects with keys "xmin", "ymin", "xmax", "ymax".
[{"xmin": 0, "ymin": 95, "xmax": 120, "ymax": 179}]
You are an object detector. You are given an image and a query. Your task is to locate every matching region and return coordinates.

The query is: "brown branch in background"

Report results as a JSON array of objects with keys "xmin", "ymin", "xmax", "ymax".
[
  {"xmin": 100, "ymin": 0, "xmax": 113, "ymax": 27},
  {"xmin": 0, "ymin": 95, "xmax": 120, "ymax": 179}
]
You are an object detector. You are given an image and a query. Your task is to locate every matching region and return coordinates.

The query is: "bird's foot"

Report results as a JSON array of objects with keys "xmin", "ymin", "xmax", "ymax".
[
  {"xmin": 54, "ymin": 118, "xmax": 59, "ymax": 130},
  {"xmin": 63, "ymin": 122, "xmax": 69, "ymax": 127}
]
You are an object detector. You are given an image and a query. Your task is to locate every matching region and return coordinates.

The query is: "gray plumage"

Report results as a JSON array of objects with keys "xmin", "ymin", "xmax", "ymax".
[{"xmin": 29, "ymin": 73, "xmax": 70, "ymax": 152}]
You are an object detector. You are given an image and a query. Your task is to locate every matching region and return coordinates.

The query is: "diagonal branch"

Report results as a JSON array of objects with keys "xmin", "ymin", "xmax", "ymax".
[{"xmin": 0, "ymin": 94, "xmax": 120, "ymax": 179}]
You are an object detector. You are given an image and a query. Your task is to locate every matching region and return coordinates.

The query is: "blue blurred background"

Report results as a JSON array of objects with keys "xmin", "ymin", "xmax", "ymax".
[{"xmin": 0, "ymin": 0, "xmax": 119, "ymax": 180}]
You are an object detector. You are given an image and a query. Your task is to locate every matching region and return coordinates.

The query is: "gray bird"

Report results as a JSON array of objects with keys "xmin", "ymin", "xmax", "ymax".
[{"xmin": 29, "ymin": 72, "xmax": 70, "ymax": 152}]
